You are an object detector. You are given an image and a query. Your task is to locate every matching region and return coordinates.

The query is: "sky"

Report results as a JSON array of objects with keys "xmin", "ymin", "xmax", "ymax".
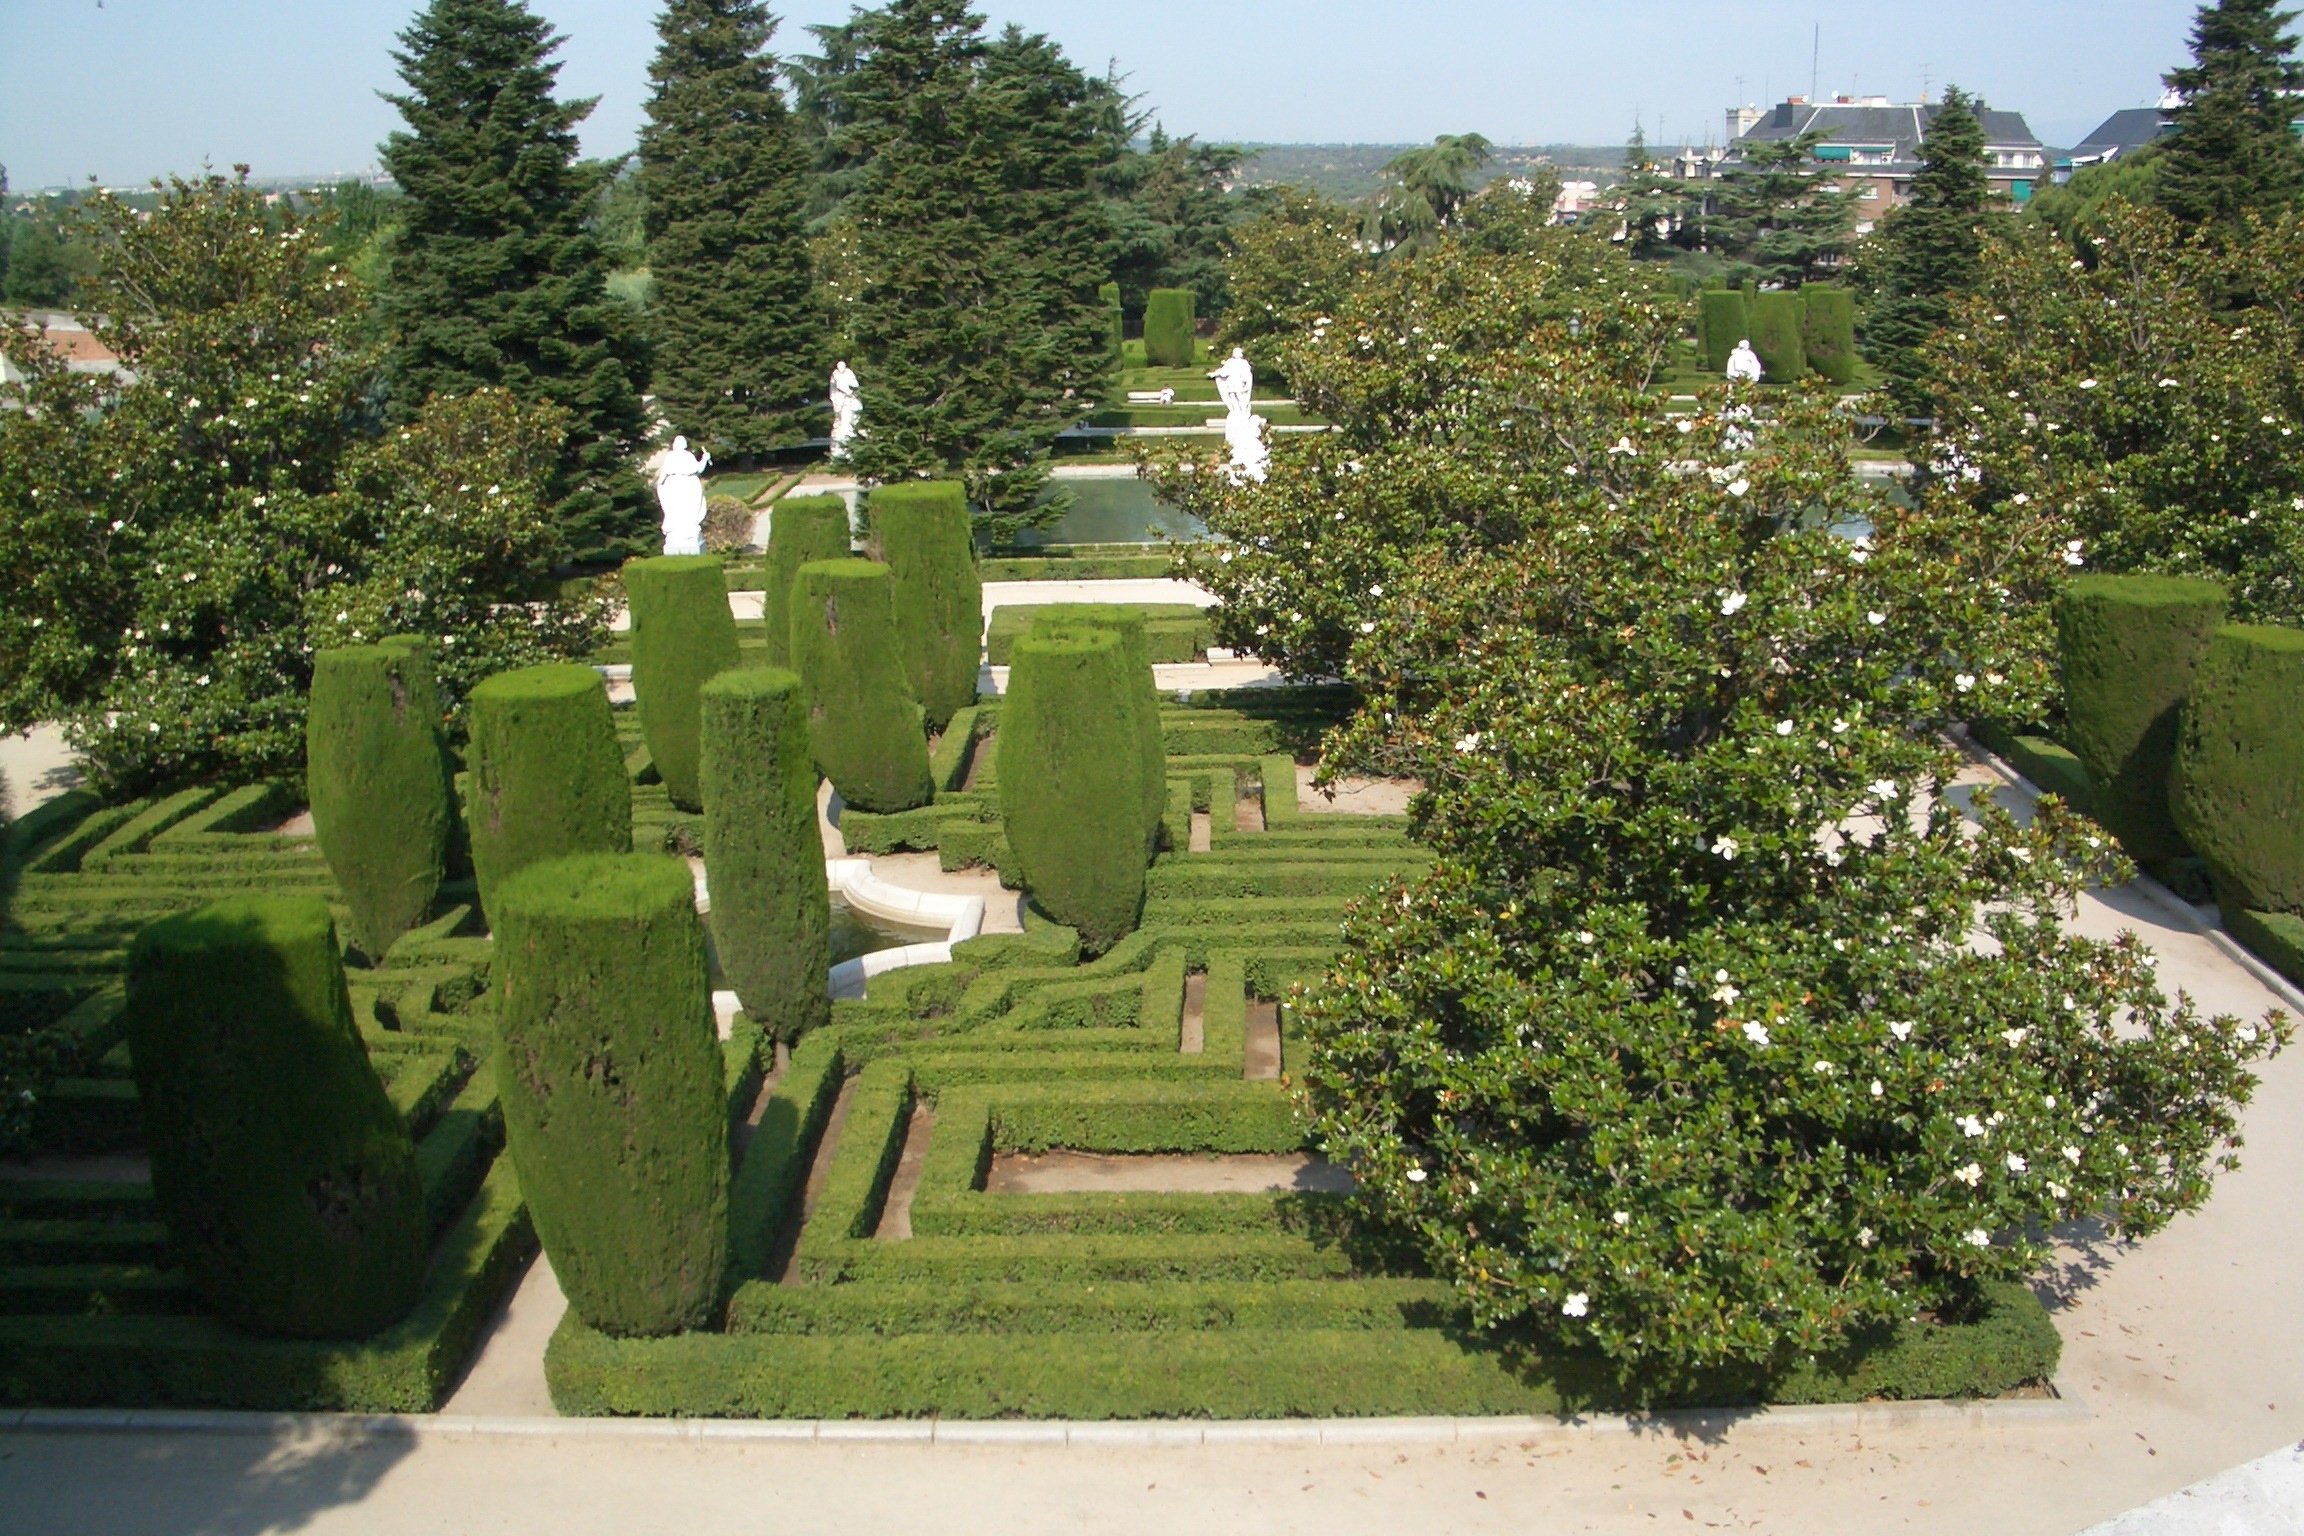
[{"xmin": 0, "ymin": 0, "xmax": 2203, "ymax": 191}]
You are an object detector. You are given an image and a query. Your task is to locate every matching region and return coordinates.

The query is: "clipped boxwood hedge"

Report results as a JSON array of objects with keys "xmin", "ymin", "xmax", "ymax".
[
  {"xmin": 1099, "ymin": 279, "xmax": 1123, "ymax": 357},
  {"xmin": 1032, "ymin": 604, "xmax": 1166, "ymax": 852},
  {"xmin": 466, "ymin": 663, "xmax": 633, "ymax": 919},
  {"xmin": 700, "ymin": 668, "xmax": 830, "ymax": 1044},
  {"xmin": 999, "ymin": 627, "xmax": 1148, "ymax": 953},
  {"xmin": 622, "ymin": 554, "xmax": 742, "ymax": 813},
  {"xmin": 871, "ymin": 480, "xmax": 981, "ymax": 732},
  {"xmin": 1699, "ymin": 288, "xmax": 1748, "ymax": 374},
  {"xmin": 125, "ymin": 896, "xmax": 427, "ymax": 1338},
  {"xmin": 788, "ymin": 559, "xmax": 933, "ymax": 814},
  {"xmin": 763, "ymin": 495, "xmax": 851, "ymax": 670},
  {"xmin": 1799, "ymin": 286, "xmax": 1858, "ymax": 385},
  {"xmin": 1747, "ymin": 290, "xmax": 1806, "ymax": 381},
  {"xmin": 1143, "ymin": 287, "xmax": 1196, "ymax": 368},
  {"xmin": 2057, "ymin": 573, "xmax": 2228, "ymax": 863},
  {"xmin": 492, "ymin": 853, "xmax": 730, "ymax": 1337},
  {"xmin": 306, "ymin": 642, "xmax": 452, "ymax": 960},
  {"xmin": 2172, "ymin": 623, "xmax": 2304, "ymax": 913}
]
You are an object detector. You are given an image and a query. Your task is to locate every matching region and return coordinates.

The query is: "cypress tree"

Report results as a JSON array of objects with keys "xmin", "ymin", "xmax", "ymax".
[
  {"xmin": 763, "ymin": 494, "xmax": 851, "ymax": 669},
  {"xmin": 623, "ymin": 554, "xmax": 743, "ymax": 812},
  {"xmin": 306, "ymin": 643, "xmax": 453, "ymax": 961},
  {"xmin": 639, "ymin": 0, "xmax": 827, "ymax": 458},
  {"xmin": 1867, "ymin": 87, "xmax": 1993, "ymax": 419},
  {"xmin": 2159, "ymin": 0, "xmax": 2304, "ymax": 232},
  {"xmin": 871, "ymin": 479, "xmax": 981, "ymax": 731},
  {"xmin": 381, "ymin": 0, "xmax": 654, "ymax": 562},
  {"xmin": 998, "ymin": 627, "xmax": 1147, "ymax": 954}
]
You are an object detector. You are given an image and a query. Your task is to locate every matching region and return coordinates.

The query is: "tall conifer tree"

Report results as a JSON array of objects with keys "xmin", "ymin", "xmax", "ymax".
[
  {"xmin": 1866, "ymin": 88, "xmax": 1993, "ymax": 419},
  {"xmin": 381, "ymin": 0, "xmax": 653, "ymax": 559},
  {"xmin": 2160, "ymin": 0, "xmax": 2304, "ymax": 231},
  {"xmin": 640, "ymin": 0, "xmax": 826, "ymax": 458}
]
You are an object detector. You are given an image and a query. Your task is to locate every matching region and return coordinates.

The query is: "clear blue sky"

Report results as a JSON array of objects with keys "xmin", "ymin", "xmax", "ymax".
[{"xmin": 1, "ymin": 0, "xmax": 2201, "ymax": 190}]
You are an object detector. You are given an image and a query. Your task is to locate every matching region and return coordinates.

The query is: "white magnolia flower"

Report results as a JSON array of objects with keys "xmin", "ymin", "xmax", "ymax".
[
  {"xmin": 2079, "ymin": 378, "xmax": 2098, "ymax": 391},
  {"xmin": 1576, "ymin": 930, "xmax": 1595, "ymax": 944},
  {"xmin": 2064, "ymin": 540, "xmax": 2087, "ymax": 567},
  {"xmin": 1360, "ymin": 621, "xmax": 1376, "ymax": 634},
  {"xmin": 2006, "ymin": 1153, "xmax": 2029, "ymax": 1173},
  {"xmin": 1776, "ymin": 720, "xmax": 1794, "ymax": 736},
  {"xmin": 1562, "ymin": 1292, "xmax": 1590, "ymax": 1318},
  {"xmin": 1867, "ymin": 610, "xmax": 1887, "ymax": 627},
  {"xmin": 1612, "ymin": 1210, "xmax": 1630, "ymax": 1227},
  {"xmin": 1676, "ymin": 418, "xmax": 1695, "ymax": 434},
  {"xmin": 1957, "ymin": 1114, "xmax": 1986, "ymax": 1138},
  {"xmin": 1712, "ymin": 978, "xmax": 1742, "ymax": 1005},
  {"xmin": 1608, "ymin": 436, "xmax": 1636, "ymax": 456},
  {"xmin": 1405, "ymin": 1167, "xmax": 1427, "ymax": 1183},
  {"xmin": 1857, "ymin": 1225, "xmax": 1876, "ymax": 1248},
  {"xmin": 1742, "ymin": 1020, "xmax": 1771, "ymax": 1047},
  {"xmin": 1965, "ymin": 1228, "xmax": 1991, "ymax": 1248},
  {"xmin": 1727, "ymin": 478, "xmax": 1750, "ymax": 499},
  {"xmin": 1713, "ymin": 835, "xmax": 1740, "ymax": 861},
  {"xmin": 2158, "ymin": 377, "xmax": 2179, "ymax": 388},
  {"xmin": 2063, "ymin": 1145, "xmax": 2083, "ymax": 1164},
  {"xmin": 1870, "ymin": 1079, "xmax": 1885, "ymax": 1098},
  {"xmin": 1454, "ymin": 731, "xmax": 1482, "ymax": 754},
  {"xmin": 2048, "ymin": 1182, "xmax": 2069, "ymax": 1201},
  {"xmin": 1890, "ymin": 1021, "xmax": 1913, "ymax": 1041},
  {"xmin": 2001, "ymin": 1027, "xmax": 2029, "ymax": 1047},
  {"xmin": 1719, "ymin": 591, "xmax": 1748, "ymax": 617},
  {"xmin": 1813, "ymin": 1059, "xmax": 1836, "ymax": 1075},
  {"xmin": 1869, "ymin": 779, "xmax": 1899, "ymax": 800},
  {"xmin": 1955, "ymin": 673, "xmax": 1977, "ymax": 692},
  {"xmin": 1955, "ymin": 1161, "xmax": 1984, "ymax": 1186}
]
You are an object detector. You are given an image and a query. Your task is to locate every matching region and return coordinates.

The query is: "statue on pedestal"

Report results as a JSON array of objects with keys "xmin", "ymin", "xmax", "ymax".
[
  {"xmin": 1725, "ymin": 339, "xmax": 1764, "ymax": 385},
  {"xmin": 654, "ymin": 435, "xmax": 711, "ymax": 555},
  {"xmin": 1209, "ymin": 347, "xmax": 1255, "ymax": 420},
  {"xmin": 828, "ymin": 360, "xmax": 862, "ymax": 460}
]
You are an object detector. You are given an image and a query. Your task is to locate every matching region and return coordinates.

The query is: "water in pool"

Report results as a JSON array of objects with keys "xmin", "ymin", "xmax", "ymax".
[
  {"xmin": 1016, "ymin": 475, "xmax": 1204, "ymax": 548},
  {"xmin": 828, "ymin": 895, "xmax": 938, "ymax": 964}
]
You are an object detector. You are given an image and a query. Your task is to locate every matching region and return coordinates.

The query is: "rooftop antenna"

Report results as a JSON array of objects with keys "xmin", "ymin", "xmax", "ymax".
[
  {"xmin": 1735, "ymin": 74, "xmax": 1745, "ymax": 106},
  {"xmin": 1920, "ymin": 63, "xmax": 1932, "ymax": 102},
  {"xmin": 1810, "ymin": 24, "xmax": 1821, "ymax": 101}
]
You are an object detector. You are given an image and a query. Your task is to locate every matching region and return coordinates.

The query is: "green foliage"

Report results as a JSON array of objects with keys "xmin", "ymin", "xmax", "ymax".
[
  {"xmin": 787, "ymin": 559, "xmax": 932, "ymax": 812},
  {"xmin": 1698, "ymin": 288, "xmax": 1748, "ymax": 373},
  {"xmin": 1215, "ymin": 188, "xmax": 1373, "ymax": 367},
  {"xmin": 1030, "ymin": 605, "xmax": 1165, "ymax": 851},
  {"xmin": 2172, "ymin": 624, "xmax": 2304, "ymax": 912},
  {"xmin": 126, "ymin": 897, "xmax": 427, "ymax": 1338},
  {"xmin": 492, "ymin": 853, "xmax": 729, "ymax": 1336},
  {"xmin": 762, "ymin": 494, "xmax": 850, "ymax": 668},
  {"xmin": 1798, "ymin": 286, "xmax": 1858, "ymax": 385},
  {"xmin": 2029, "ymin": 145, "xmax": 2166, "ymax": 244},
  {"xmin": 1142, "ymin": 287, "xmax": 1197, "ymax": 369},
  {"xmin": 307, "ymin": 643, "xmax": 454, "ymax": 958},
  {"xmin": 998, "ymin": 628, "xmax": 1147, "ymax": 953},
  {"xmin": 1101, "ymin": 127, "xmax": 1249, "ymax": 324},
  {"xmin": 1745, "ymin": 290, "xmax": 1807, "ymax": 381},
  {"xmin": 639, "ymin": 0, "xmax": 829, "ymax": 455},
  {"xmin": 381, "ymin": 0, "xmax": 654, "ymax": 560},
  {"xmin": 1711, "ymin": 133, "xmax": 1855, "ymax": 286},
  {"xmin": 1615, "ymin": 125, "xmax": 1687, "ymax": 259},
  {"xmin": 465, "ymin": 663, "xmax": 633, "ymax": 915},
  {"xmin": 871, "ymin": 480, "xmax": 981, "ymax": 730},
  {"xmin": 700, "ymin": 669, "xmax": 831, "ymax": 1043},
  {"xmin": 622, "ymin": 554, "xmax": 742, "ymax": 812},
  {"xmin": 0, "ymin": 210, "xmax": 96, "ymax": 308},
  {"xmin": 1099, "ymin": 280, "xmax": 1123, "ymax": 356},
  {"xmin": 2158, "ymin": 0, "xmax": 2304, "ymax": 232},
  {"xmin": 1363, "ymin": 133, "xmax": 1494, "ymax": 252},
  {"xmin": 987, "ymin": 602, "xmax": 1210, "ymax": 665},
  {"xmin": 1867, "ymin": 88, "xmax": 1995, "ymax": 417},
  {"xmin": 2056, "ymin": 574, "xmax": 2229, "ymax": 863}
]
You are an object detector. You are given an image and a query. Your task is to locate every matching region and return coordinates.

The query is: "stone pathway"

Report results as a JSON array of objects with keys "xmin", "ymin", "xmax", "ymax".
[{"xmin": 985, "ymin": 1151, "xmax": 1353, "ymax": 1197}]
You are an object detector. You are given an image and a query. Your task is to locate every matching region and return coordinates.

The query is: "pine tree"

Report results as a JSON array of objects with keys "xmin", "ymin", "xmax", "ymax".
[
  {"xmin": 1713, "ymin": 132, "xmax": 1854, "ymax": 286},
  {"xmin": 639, "ymin": 0, "xmax": 827, "ymax": 459},
  {"xmin": 1867, "ymin": 88, "xmax": 1994, "ymax": 418},
  {"xmin": 2159, "ymin": 0, "xmax": 2304, "ymax": 231},
  {"xmin": 1616, "ymin": 125, "xmax": 1685, "ymax": 258},
  {"xmin": 381, "ymin": 0, "xmax": 653, "ymax": 561}
]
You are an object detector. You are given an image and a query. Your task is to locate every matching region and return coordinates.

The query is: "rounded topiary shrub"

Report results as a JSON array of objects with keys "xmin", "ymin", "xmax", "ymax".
[
  {"xmin": 871, "ymin": 479, "xmax": 981, "ymax": 732},
  {"xmin": 764, "ymin": 494, "xmax": 852, "ymax": 670},
  {"xmin": 1144, "ymin": 287, "xmax": 1196, "ymax": 368},
  {"xmin": 492, "ymin": 853, "xmax": 729, "ymax": 1337},
  {"xmin": 1799, "ymin": 287, "xmax": 1858, "ymax": 385},
  {"xmin": 466, "ymin": 664, "xmax": 633, "ymax": 919},
  {"xmin": 2057, "ymin": 573, "xmax": 2228, "ymax": 864},
  {"xmin": 126, "ymin": 896, "xmax": 426, "ymax": 1339},
  {"xmin": 998, "ymin": 627, "xmax": 1149, "ymax": 954},
  {"xmin": 307, "ymin": 642, "xmax": 453, "ymax": 961},
  {"xmin": 622, "ymin": 554, "xmax": 742, "ymax": 813},
  {"xmin": 701, "ymin": 668, "xmax": 830, "ymax": 1043},
  {"xmin": 1747, "ymin": 290, "xmax": 1806, "ymax": 381},
  {"xmin": 2172, "ymin": 623, "xmax": 2304, "ymax": 914},
  {"xmin": 1032, "ymin": 604, "xmax": 1165, "ymax": 852},
  {"xmin": 788, "ymin": 558, "xmax": 933, "ymax": 814},
  {"xmin": 1699, "ymin": 289, "xmax": 1748, "ymax": 374}
]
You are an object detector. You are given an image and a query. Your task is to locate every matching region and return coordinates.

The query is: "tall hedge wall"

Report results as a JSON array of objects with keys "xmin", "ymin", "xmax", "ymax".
[
  {"xmin": 1099, "ymin": 280, "xmax": 1123, "ymax": 357},
  {"xmin": 623, "ymin": 554, "xmax": 742, "ymax": 813},
  {"xmin": 467, "ymin": 664, "xmax": 633, "ymax": 919},
  {"xmin": 307, "ymin": 642, "xmax": 452, "ymax": 961},
  {"xmin": 871, "ymin": 480, "xmax": 981, "ymax": 732},
  {"xmin": 999, "ymin": 627, "xmax": 1149, "ymax": 954},
  {"xmin": 1799, "ymin": 287, "xmax": 1858, "ymax": 386},
  {"xmin": 2057, "ymin": 574, "xmax": 2228, "ymax": 864},
  {"xmin": 1144, "ymin": 288, "xmax": 1196, "ymax": 368},
  {"xmin": 126, "ymin": 896, "xmax": 427, "ymax": 1338},
  {"xmin": 492, "ymin": 853, "xmax": 729, "ymax": 1337},
  {"xmin": 2172, "ymin": 624, "xmax": 2304, "ymax": 914},
  {"xmin": 701, "ymin": 669, "xmax": 830, "ymax": 1043},
  {"xmin": 1032, "ymin": 604, "xmax": 1165, "ymax": 852},
  {"xmin": 1747, "ymin": 290, "xmax": 1807, "ymax": 382},
  {"xmin": 788, "ymin": 559, "xmax": 933, "ymax": 814},
  {"xmin": 764, "ymin": 495, "xmax": 851, "ymax": 670},
  {"xmin": 1699, "ymin": 289, "xmax": 1748, "ymax": 375}
]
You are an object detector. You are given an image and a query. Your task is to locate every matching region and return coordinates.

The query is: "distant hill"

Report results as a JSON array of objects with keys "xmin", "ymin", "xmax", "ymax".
[{"xmin": 1231, "ymin": 144, "xmax": 1631, "ymax": 199}]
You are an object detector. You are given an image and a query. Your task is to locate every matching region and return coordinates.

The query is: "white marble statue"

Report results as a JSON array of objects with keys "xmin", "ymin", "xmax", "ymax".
[
  {"xmin": 654, "ymin": 435, "xmax": 711, "ymax": 555},
  {"xmin": 828, "ymin": 359, "xmax": 862, "ymax": 460},
  {"xmin": 1223, "ymin": 410, "xmax": 1270, "ymax": 485},
  {"xmin": 1725, "ymin": 338, "xmax": 1764, "ymax": 385},
  {"xmin": 1209, "ymin": 347, "xmax": 1255, "ymax": 420}
]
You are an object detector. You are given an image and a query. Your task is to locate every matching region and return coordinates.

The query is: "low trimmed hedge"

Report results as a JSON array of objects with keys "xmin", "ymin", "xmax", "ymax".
[
  {"xmin": 2172, "ymin": 624, "xmax": 2304, "ymax": 913},
  {"xmin": 986, "ymin": 603, "xmax": 1211, "ymax": 667},
  {"xmin": 622, "ymin": 554, "xmax": 743, "ymax": 813}
]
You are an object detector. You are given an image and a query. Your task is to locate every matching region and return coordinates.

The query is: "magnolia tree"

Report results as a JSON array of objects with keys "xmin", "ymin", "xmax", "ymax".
[{"xmin": 1152, "ymin": 228, "xmax": 2289, "ymax": 1379}]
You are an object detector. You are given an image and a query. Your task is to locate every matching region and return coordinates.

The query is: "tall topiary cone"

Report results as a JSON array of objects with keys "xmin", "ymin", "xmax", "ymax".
[
  {"xmin": 467, "ymin": 663, "xmax": 633, "ymax": 920},
  {"xmin": 1033, "ymin": 604, "xmax": 1165, "ymax": 852},
  {"xmin": 2172, "ymin": 624, "xmax": 2304, "ymax": 914},
  {"xmin": 763, "ymin": 494, "xmax": 851, "ymax": 669},
  {"xmin": 872, "ymin": 479, "xmax": 981, "ymax": 731},
  {"xmin": 1144, "ymin": 287, "xmax": 1196, "ymax": 367},
  {"xmin": 126, "ymin": 897, "xmax": 426, "ymax": 1338},
  {"xmin": 1799, "ymin": 287, "xmax": 1859, "ymax": 385},
  {"xmin": 700, "ymin": 668, "xmax": 830, "ymax": 1043},
  {"xmin": 622, "ymin": 554, "xmax": 742, "ymax": 812},
  {"xmin": 1747, "ymin": 290, "xmax": 1806, "ymax": 381},
  {"xmin": 307, "ymin": 642, "xmax": 452, "ymax": 960},
  {"xmin": 2057, "ymin": 574, "xmax": 2228, "ymax": 864},
  {"xmin": 999, "ymin": 627, "xmax": 1149, "ymax": 954},
  {"xmin": 1699, "ymin": 289, "xmax": 1748, "ymax": 374},
  {"xmin": 1099, "ymin": 280, "xmax": 1123, "ymax": 358},
  {"xmin": 492, "ymin": 853, "xmax": 729, "ymax": 1337},
  {"xmin": 788, "ymin": 559, "xmax": 933, "ymax": 813}
]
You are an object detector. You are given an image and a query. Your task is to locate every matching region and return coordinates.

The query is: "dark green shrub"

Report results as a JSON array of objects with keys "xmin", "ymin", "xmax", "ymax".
[
  {"xmin": 492, "ymin": 853, "xmax": 729, "ymax": 1337},
  {"xmin": 788, "ymin": 559, "xmax": 933, "ymax": 813},
  {"xmin": 622, "ymin": 554, "xmax": 743, "ymax": 813},
  {"xmin": 1699, "ymin": 289, "xmax": 1748, "ymax": 374},
  {"xmin": 1099, "ymin": 280, "xmax": 1123, "ymax": 357},
  {"xmin": 1799, "ymin": 287, "xmax": 1858, "ymax": 385},
  {"xmin": 763, "ymin": 495, "xmax": 851, "ymax": 670},
  {"xmin": 2172, "ymin": 624, "xmax": 2304, "ymax": 913},
  {"xmin": 998, "ymin": 627, "xmax": 1148, "ymax": 954},
  {"xmin": 2057, "ymin": 574, "xmax": 2228, "ymax": 863},
  {"xmin": 1144, "ymin": 287, "xmax": 1196, "ymax": 367},
  {"xmin": 1032, "ymin": 605, "xmax": 1165, "ymax": 852},
  {"xmin": 307, "ymin": 644, "xmax": 454, "ymax": 960},
  {"xmin": 126, "ymin": 896, "xmax": 426, "ymax": 1338},
  {"xmin": 701, "ymin": 669, "xmax": 830, "ymax": 1043},
  {"xmin": 466, "ymin": 664, "xmax": 633, "ymax": 918},
  {"xmin": 1747, "ymin": 290, "xmax": 1806, "ymax": 381},
  {"xmin": 871, "ymin": 480, "xmax": 981, "ymax": 731}
]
